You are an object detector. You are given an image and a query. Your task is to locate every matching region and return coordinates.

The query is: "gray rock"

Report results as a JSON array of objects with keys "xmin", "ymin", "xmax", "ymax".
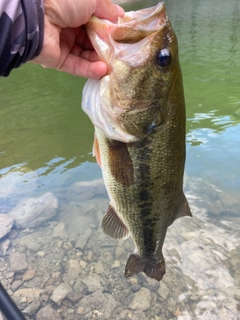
[
  {"xmin": 36, "ymin": 305, "xmax": 62, "ymax": 320},
  {"xmin": 82, "ymin": 274, "xmax": 104, "ymax": 292},
  {"xmin": 75, "ymin": 228, "xmax": 92, "ymax": 250},
  {"xmin": 129, "ymin": 288, "xmax": 151, "ymax": 311},
  {"xmin": 157, "ymin": 282, "xmax": 170, "ymax": 299},
  {"xmin": 9, "ymin": 251, "xmax": 28, "ymax": 272},
  {"xmin": 9, "ymin": 192, "xmax": 58, "ymax": 229},
  {"xmin": 12, "ymin": 233, "xmax": 40, "ymax": 251},
  {"xmin": 23, "ymin": 298, "xmax": 41, "ymax": 316},
  {"xmin": 50, "ymin": 283, "xmax": 72, "ymax": 306},
  {"xmin": 0, "ymin": 214, "xmax": 14, "ymax": 239},
  {"xmin": 53, "ymin": 222, "xmax": 68, "ymax": 239},
  {"xmin": 1, "ymin": 238, "xmax": 11, "ymax": 255},
  {"xmin": 22, "ymin": 269, "xmax": 36, "ymax": 282},
  {"xmin": 78, "ymin": 290, "xmax": 118, "ymax": 319},
  {"xmin": 11, "ymin": 280, "xmax": 22, "ymax": 291}
]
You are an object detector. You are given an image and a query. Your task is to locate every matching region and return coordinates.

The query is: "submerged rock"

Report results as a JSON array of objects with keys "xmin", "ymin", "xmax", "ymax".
[
  {"xmin": 50, "ymin": 283, "xmax": 72, "ymax": 306},
  {"xmin": 129, "ymin": 288, "xmax": 151, "ymax": 311},
  {"xmin": 9, "ymin": 192, "xmax": 58, "ymax": 228},
  {"xmin": 0, "ymin": 214, "xmax": 14, "ymax": 239},
  {"xmin": 36, "ymin": 305, "xmax": 62, "ymax": 320},
  {"xmin": 9, "ymin": 251, "xmax": 28, "ymax": 272}
]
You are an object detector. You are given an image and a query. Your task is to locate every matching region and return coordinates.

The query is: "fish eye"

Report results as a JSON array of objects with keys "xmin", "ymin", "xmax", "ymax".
[{"xmin": 156, "ymin": 49, "xmax": 171, "ymax": 68}]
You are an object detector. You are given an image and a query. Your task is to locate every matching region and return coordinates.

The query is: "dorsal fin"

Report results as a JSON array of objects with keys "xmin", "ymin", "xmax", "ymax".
[{"xmin": 102, "ymin": 205, "xmax": 130, "ymax": 239}]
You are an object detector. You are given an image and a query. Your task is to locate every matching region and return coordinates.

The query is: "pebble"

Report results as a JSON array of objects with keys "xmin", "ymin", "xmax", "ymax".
[
  {"xmin": 129, "ymin": 288, "xmax": 151, "ymax": 311},
  {"xmin": 12, "ymin": 234, "xmax": 40, "ymax": 251},
  {"xmin": 94, "ymin": 261, "xmax": 105, "ymax": 274},
  {"xmin": 50, "ymin": 283, "xmax": 72, "ymax": 306},
  {"xmin": 75, "ymin": 228, "xmax": 92, "ymax": 250},
  {"xmin": 36, "ymin": 305, "xmax": 62, "ymax": 320},
  {"xmin": 157, "ymin": 281, "xmax": 170, "ymax": 299},
  {"xmin": 23, "ymin": 298, "xmax": 41, "ymax": 316},
  {"xmin": 11, "ymin": 280, "xmax": 22, "ymax": 291},
  {"xmin": 82, "ymin": 274, "xmax": 104, "ymax": 292},
  {"xmin": 9, "ymin": 251, "xmax": 28, "ymax": 272},
  {"xmin": 53, "ymin": 222, "xmax": 68, "ymax": 239},
  {"xmin": 22, "ymin": 269, "xmax": 36, "ymax": 282}
]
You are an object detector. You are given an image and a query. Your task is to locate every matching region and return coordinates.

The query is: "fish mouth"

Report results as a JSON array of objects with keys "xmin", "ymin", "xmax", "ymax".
[{"xmin": 85, "ymin": 2, "xmax": 168, "ymax": 67}]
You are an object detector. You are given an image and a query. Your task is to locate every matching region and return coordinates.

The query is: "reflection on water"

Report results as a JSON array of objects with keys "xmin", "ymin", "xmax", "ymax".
[{"xmin": 0, "ymin": 0, "xmax": 240, "ymax": 319}]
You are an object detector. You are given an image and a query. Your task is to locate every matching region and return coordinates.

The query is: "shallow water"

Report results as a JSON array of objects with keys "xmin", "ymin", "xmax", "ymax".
[{"xmin": 0, "ymin": 0, "xmax": 240, "ymax": 319}]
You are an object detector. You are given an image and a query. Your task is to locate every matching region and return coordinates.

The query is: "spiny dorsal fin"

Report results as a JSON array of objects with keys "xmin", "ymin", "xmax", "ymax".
[
  {"xmin": 175, "ymin": 193, "xmax": 192, "ymax": 220},
  {"xmin": 102, "ymin": 205, "xmax": 130, "ymax": 239},
  {"xmin": 107, "ymin": 140, "xmax": 134, "ymax": 186},
  {"xmin": 125, "ymin": 253, "xmax": 166, "ymax": 281}
]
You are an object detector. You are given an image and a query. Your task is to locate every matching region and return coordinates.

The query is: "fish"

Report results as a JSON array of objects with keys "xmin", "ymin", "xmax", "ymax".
[{"xmin": 81, "ymin": 2, "xmax": 192, "ymax": 281}]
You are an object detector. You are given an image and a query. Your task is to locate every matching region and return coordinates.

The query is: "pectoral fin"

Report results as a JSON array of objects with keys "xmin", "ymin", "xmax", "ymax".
[
  {"xmin": 108, "ymin": 140, "xmax": 134, "ymax": 186},
  {"xmin": 102, "ymin": 205, "xmax": 130, "ymax": 239},
  {"xmin": 175, "ymin": 193, "xmax": 192, "ymax": 220},
  {"xmin": 93, "ymin": 133, "xmax": 101, "ymax": 168}
]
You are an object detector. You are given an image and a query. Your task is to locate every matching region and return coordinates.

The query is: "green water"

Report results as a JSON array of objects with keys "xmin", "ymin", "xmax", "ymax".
[{"xmin": 0, "ymin": 0, "xmax": 240, "ymax": 318}]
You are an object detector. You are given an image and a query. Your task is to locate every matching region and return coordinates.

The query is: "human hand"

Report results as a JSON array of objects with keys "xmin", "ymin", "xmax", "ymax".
[{"xmin": 32, "ymin": 0, "xmax": 124, "ymax": 79}]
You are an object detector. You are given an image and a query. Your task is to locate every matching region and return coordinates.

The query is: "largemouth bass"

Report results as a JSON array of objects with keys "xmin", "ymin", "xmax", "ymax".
[{"xmin": 82, "ymin": 2, "xmax": 192, "ymax": 281}]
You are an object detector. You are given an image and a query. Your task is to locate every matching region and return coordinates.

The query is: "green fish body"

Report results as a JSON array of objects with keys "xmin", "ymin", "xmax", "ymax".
[{"xmin": 82, "ymin": 2, "xmax": 191, "ymax": 281}]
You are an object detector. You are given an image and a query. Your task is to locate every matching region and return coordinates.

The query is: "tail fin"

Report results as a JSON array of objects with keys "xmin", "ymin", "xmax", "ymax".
[{"xmin": 125, "ymin": 253, "xmax": 165, "ymax": 281}]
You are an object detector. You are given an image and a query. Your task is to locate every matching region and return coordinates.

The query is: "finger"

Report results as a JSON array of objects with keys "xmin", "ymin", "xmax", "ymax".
[
  {"xmin": 94, "ymin": 1, "xmax": 124, "ymax": 22},
  {"xmin": 58, "ymin": 54, "xmax": 107, "ymax": 79}
]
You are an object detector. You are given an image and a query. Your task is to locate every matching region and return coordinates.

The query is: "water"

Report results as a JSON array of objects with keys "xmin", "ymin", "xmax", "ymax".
[{"xmin": 0, "ymin": 0, "xmax": 239, "ymax": 319}]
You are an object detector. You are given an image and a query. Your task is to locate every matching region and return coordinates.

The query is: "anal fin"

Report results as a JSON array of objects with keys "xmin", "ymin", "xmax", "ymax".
[
  {"xmin": 102, "ymin": 205, "xmax": 129, "ymax": 239},
  {"xmin": 125, "ymin": 253, "xmax": 166, "ymax": 281}
]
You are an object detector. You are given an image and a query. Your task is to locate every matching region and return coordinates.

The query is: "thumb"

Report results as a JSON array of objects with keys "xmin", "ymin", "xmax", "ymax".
[{"xmin": 94, "ymin": 0, "xmax": 124, "ymax": 22}]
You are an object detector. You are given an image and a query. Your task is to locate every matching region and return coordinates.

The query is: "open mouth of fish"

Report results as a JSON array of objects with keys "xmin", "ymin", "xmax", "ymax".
[{"xmin": 85, "ymin": 2, "xmax": 168, "ymax": 71}]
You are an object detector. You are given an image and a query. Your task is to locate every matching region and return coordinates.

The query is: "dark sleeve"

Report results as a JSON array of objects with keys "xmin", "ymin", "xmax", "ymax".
[{"xmin": 0, "ymin": 0, "xmax": 44, "ymax": 77}]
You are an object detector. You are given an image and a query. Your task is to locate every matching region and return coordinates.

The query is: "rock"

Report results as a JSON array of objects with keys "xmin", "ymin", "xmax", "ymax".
[
  {"xmin": 82, "ymin": 274, "xmax": 104, "ymax": 292},
  {"xmin": 36, "ymin": 305, "xmax": 62, "ymax": 320},
  {"xmin": 12, "ymin": 234, "xmax": 40, "ymax": 251},
  {"xmin": 9, "ymin": 251, "xmax": 28, "ymax": 272},
  {"xmin": 94, "ymin": 261, "xmax": 105, "ymax": 274},
  {"xmin": 50, "ymin": 283, "xmax": 72, "ymax": 306},
  {"xmin": 1, "ymin": 238, "xmax": 11, "ymax": 255},
  {"xmin": 13, "ymin": 288, "xmax": 43, "ymax": 304},
  {"xmin": 11, "ymin": 280, "xmax": 22, "ymax": 291},
  {"xmin": 66, "ymin": 259, "xmax": 81, "ymax": 279},
  {"xmin": 9, "ymin": 192, "xmax": 58, "ymax": 229},
  {"xmin": 0, "ymin": 214, "xmax": 14, "ymax": 239},
  {"xmin": 23, "ymin": 298, "xmax": 41, "ymax": 316},
  {"xmin": 129, "ymin": 288, "xmax": 151, "ymax": 311},
  {"xmin": 75, "ymin": 228, "xmax": 92, "ymax": 250},
  {"xmin": 22, "ymin": 269, "xmax": 36, "ymax": 282},
  {"xmin": 71, "ymin": 179, "xmax": 106, "ymax": 199},
  {"xmin": 53, "ymin": 222, "xmax": 68, "ymax": 239},
  {"xmin": 157, "ymin": 282, "xmax": 170, "ymax": 299},
  {"xmin": 78, "ymin": 290, "xmax": 118, "ymax": 319}
]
